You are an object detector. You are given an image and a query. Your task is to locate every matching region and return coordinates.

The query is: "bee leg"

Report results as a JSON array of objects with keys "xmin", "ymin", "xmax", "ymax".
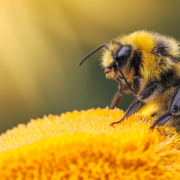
[
  {"xmin": 149, "ymin": 112, "xmax": 172, "ymax": 130},
  {"xmin": 112, "ymin": 76, "xmax": 141, "ymax": 109},
  {"xmin": 110, "ymin": 82, "xmax": 132, "ymax": 109},
  {"xmin": 150, "ymin": 88, "xmax": 180, "ymax": 129},
  {"xmin": 110, "ymin": 83, "xmax": 159, "ymax": 127},
  {"xmin": 110, "ymin": 98, "xmax": 140, "ymax": 126},
  {"xmin": 110, "ymin": 85, "xmax": 123, "ymax": 109},
  {"xmin": 170, "ymin": 88, "xmax": 180, "ymax": 115}
]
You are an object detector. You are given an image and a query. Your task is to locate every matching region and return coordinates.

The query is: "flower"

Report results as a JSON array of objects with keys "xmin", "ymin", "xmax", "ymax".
[{"xmin": 0, "ymin": 107, "xmax": 180, "ymax": 179}]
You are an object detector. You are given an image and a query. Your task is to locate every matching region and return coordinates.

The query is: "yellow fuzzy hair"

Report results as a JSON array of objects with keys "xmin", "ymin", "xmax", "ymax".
[{"xmin": 101, "ymin": 30, "xmax": 180, "ymax": 82}]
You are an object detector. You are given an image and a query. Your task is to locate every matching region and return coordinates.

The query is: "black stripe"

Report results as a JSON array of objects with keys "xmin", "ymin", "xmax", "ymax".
[
  {"xmin": 133, "ymin": 76, "xmax": 140, "ymax": 95},
  {"xmin": 129, "ymin": 50, "xmax": 141, "ymax": 76}
]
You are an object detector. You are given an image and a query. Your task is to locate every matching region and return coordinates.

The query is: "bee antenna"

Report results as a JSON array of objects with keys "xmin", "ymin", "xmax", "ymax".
[
  {"xmin": 78, "ymin": 43, "xmax": 109, "ymax": 66},
  {"xmin": 78, "ymin": 43, "xmax": 133, "ymax": 92}
]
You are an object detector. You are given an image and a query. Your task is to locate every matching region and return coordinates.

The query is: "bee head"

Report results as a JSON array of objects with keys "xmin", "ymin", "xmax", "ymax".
[
  {"xmin": 103, "ymin": 30, "xmax": 180, "ymax": 83},
  {"xmin": 102, "ymin": 43, "xmax": 133, "ymax": 82},
  {"xmin": 79, "ymin": 30, "xmax": 180, "ymax": 91},
  {"xmin": 79, "ymin": 43, "xmax": 133, "ymax": 91}
]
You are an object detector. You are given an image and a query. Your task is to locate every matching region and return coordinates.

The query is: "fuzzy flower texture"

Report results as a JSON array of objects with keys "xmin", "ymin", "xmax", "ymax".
[{"xmin": 0, "ymin": 107, "xmax": 180, "ymax": 180}]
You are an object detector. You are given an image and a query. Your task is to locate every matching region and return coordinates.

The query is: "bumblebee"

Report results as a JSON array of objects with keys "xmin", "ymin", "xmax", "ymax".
[{"xmin": 79, "ymin": 30, "xmax": 180, "ymax": 133}]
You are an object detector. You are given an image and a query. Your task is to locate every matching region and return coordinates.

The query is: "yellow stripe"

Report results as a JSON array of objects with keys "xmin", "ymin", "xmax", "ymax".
[{"xmin": 138, "ymin": 103, "xmax": 157, "ymax": 118}]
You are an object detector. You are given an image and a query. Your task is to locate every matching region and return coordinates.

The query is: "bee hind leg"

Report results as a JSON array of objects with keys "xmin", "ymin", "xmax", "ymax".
[
  {"xmin": 150, "ymin": 88, "xmax": 180, "ymax": 130},
  {"xmin": 149, "ymin": 112, "xmax": 172, "ymax": 130},
  {"xmin": 110, "ymin": 82, "xmax": 161, "ymax": 127}
]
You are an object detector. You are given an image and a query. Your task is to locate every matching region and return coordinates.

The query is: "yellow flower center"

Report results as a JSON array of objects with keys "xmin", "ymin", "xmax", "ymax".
[{"xmin": 0, "ymin": 107, "xmax": 180, "ymax": 179}]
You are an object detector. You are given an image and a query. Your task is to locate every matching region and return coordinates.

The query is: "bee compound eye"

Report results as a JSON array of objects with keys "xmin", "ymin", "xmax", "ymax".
[{"xmin": 116, "ymin": 46, "xmax": 131, "ymax": 62}]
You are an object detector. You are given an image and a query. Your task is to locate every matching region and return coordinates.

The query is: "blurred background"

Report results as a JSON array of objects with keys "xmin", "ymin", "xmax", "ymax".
[{"xmin": 0, "ymin": 0, "xmax": 180, "ymax": 133}]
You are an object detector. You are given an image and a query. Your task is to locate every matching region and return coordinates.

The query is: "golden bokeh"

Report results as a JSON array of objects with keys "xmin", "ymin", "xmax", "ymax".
[{"xmin": 0, "ymin": 0, "xmax": 180, "ymax": 132}]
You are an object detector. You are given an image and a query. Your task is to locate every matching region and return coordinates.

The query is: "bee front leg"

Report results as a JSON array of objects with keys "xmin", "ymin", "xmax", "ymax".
[
  {"xmin": 110, "ymin": 82, "xmax": 132, "ymax": 109},
  {"xmin": 110, "ymin": 84, "xmax": 123, "ymax": 109},
  {"xmin": 110, "ymin": 98, "xmax": 140, "ymax": 126},
  {"xmin": 110, "ymin": 82, "xmax": 160, "ymax": 127}
]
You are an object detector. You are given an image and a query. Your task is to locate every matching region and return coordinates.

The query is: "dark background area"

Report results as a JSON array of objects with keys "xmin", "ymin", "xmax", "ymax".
[{"xmin": 0, "ymin": 0, "xmax": 180, "ymax": 133}]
